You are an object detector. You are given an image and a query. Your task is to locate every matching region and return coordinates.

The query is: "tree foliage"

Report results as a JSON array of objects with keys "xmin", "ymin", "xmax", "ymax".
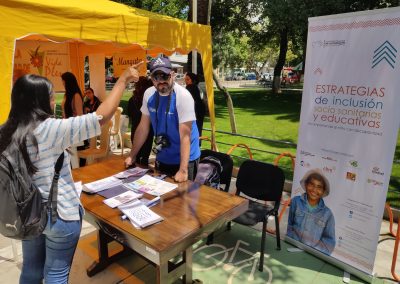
[
  {"xmin": 256, "ymin": 0, "xmax": 399, "ymax": 93},
  {"xmin": 112, "ymin": 0, "xmax": 188, "ymax": 19},
  {"xmin": 112, "ymin": 0, "xmax": 400, "ymax": 79}
]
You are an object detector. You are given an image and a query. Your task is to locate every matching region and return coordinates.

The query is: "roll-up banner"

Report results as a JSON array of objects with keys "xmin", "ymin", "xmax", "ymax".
[{"xmin": 286, "ymin": 7, "xmax": 400, "ymax": 279}]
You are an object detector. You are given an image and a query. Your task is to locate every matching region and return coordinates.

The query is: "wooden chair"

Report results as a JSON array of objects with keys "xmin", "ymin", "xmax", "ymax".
[
  {"xmin": 110, "ymin": 107, "xmax": 124, "ymax": 155},
  {"xmin": 77, "ymin": 120, "xmax": 113, "ymax": 165}
]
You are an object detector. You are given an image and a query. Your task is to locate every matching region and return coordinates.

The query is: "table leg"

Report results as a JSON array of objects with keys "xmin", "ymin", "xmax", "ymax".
[
  {"xmin": 183, "ymin": 246, "xmax": 193, "ymax": 284},
  {"xmin": 156, "ymin": 246, "xmax": 193, "ymax": 284},
  {"xmin": 157, "ymin": 262, "xmax": 169, "ymax": 284},
  {"xmin": 86, "ymin": 229, "xmax": 132, "ymax": 277}
]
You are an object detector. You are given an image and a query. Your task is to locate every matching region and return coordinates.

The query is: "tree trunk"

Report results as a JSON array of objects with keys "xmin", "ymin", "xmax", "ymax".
[
  {"xmin": 197, "ymin": 0, "xmax": 209, "ymax": 24},
  {"xmin": 190, "ymin": 0, "xmax": 237, "ymax": 138},
  {"xmin": 301, "ymin": 30, "xmax": 307, "ymax": 80},
  {"xmin": 212, "ymin": 71, "xmax": 237, "ymax": 134},
  {"xmin": 272, "ymin": 28, "xmax": 288, "ymax": 94}
]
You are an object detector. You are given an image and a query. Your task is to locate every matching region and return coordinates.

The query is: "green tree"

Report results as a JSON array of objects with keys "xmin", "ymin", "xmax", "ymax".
[
  {"xmin": 112, "ymin": 0, "xmax": 188, "ymax": 19},
  {"xmin": 258, "ymin": 0, "xmax": 398, "ymax": 94}
]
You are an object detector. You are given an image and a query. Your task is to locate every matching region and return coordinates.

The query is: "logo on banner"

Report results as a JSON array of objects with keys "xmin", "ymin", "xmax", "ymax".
[
  {"xmin": 349, "ymin": 160, "xmax": 358, "ymax": 168},
  {"xmin": 322, "ymin": 156, "xmax": 337, "ymax": 162},
  {"xmin": 372, "ymin": 167, "xmax": 384, "ymax": 176},
  {"xmin": 300, "ymin": 150, "xmax": 315, "ymax": 157},
  {"xmin": 312, "ymin": 40, "xmax": 346, "ymax": 48},
  {"xmin": 300, "ymin": 160, "xmax": 311, "ymax": 168},
  {"xmin": 372, "ymin": 40, "xmax": 397, "ymax": 69},
  {"xmin": 323, "ymin": 166, "xmax": 336, "ymax": 173},
  {"xmin": 367, "ymin": 178, "xmax": 383, "ymax": 186},
  {"xmin": 314, "ymin": 68, "xmax": 323, "ymax": 75},
  {"xmin": 346, "ymin": 172, "xmax": 356, "ymax": 181},
  {"xmin": 28, "ymin": 45, "xmax": 45, "ymax": 75}
]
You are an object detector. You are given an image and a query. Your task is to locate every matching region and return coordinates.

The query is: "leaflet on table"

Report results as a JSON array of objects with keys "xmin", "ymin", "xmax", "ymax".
[
  {"xmin": 103, "ymin": 191, "xmax": 143, "ymax": 208},
  {"xmin": 120, "ymin": 204, "xmax": 163, "ymax": 228},
  {"xmin": 123, "ymin": 174, "xmax": 177, "ymax": 196},
  {"xmin": 118, "ymin": 199, "xmax": 143, "ymax": 210},
  {"xmin": 113, "ymin": 167, "xmax": 149, "ymax": 179},
  {"xmin": 118, "ymin": 196, "xmax": 160, "ymax": 212},
  {"xmin": 82, "ymin": 176, "xmax": 122, "ymax": 193}
]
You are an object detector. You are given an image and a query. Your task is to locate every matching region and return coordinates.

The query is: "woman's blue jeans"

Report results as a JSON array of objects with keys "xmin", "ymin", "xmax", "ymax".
[{"xmin": 19, "ymin": 208, "xmax": 82, "ymax": 284}]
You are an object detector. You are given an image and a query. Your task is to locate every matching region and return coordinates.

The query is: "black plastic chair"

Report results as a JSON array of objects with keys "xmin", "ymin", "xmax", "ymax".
[
  {"xmin": 199, "ymin": 149, "xmax": 234, "ymax": 244},
  {"xmin": 233, "ymin": 159, "xmax": 285, "ymax": 272},
  {"xmin": 200, "ymin": 149, "xmax": 233, "ymax": 192}
]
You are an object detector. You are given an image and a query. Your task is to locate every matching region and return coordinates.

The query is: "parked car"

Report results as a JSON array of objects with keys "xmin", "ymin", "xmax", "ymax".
[
  {"xmin": 232, "ymin": 71, "xmax": 245, "ymax": 81},
  {"xmin": 285, "ymin": 71, "xmax": 300, "ymax": 83},
  {"xmin": 245, "ymin": 72, "xmax": 256, "ymax": 80},
  {"xmin": 257, "ymin": 77, "xmax": 272, "ymax": 88},
  {"xmin": 262, "ymin": 73, "xmax": 273, "ymax": 81},
  {"xmin": 175, "ymin": 73, "xmax": 184, "ymax": 80},
  {"xmin": 225, "ymin": 74, "xmax": 234, "ymax": 81},
  {"xmin": 106, "ymin": 75, "xmax": 117, "ymax": 83},
  {"xmin": 175, "ymin": 73, "xmax": 185, "ymax": 85}
]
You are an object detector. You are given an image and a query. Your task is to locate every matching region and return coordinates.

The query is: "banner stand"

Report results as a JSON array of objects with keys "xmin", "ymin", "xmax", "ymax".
[
  {"xmin": 285, "ymin": 238, "xmax": 374, "ymax": 283},
  {"xmin": 286, "ymin": 6, "xmax": 400, "ymax": 281}
]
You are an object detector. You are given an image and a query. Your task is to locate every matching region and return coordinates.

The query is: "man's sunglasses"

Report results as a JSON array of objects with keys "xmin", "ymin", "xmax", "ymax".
[{"xmin": 151, "ymin": 73, "xmax": 171, "ymax": 81}]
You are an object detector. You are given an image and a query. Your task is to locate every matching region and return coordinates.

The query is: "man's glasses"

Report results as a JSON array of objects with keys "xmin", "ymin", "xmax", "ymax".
[{"xmin": 152, "ymin": 73, "xmax": 171, "ymax": 81}]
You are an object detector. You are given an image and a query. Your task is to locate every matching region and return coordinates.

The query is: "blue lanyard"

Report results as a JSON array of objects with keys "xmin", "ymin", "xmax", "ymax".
[{"xmin": 155, "ymin": 93, "xmax": 172, "ymax": 136}]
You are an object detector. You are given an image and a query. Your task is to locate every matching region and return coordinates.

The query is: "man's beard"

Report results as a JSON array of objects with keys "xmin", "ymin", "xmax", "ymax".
[{"xmin": 156, "ymin": 81, "xmax": 173, "ymax": 95}]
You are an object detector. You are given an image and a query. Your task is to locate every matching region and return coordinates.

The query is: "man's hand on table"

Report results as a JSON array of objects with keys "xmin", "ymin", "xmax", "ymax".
[
  {"xmin": 174, "ymin": 168, "xmax": 188, "ymax": 182},
  {"xmin": 124, "ymin": 156, "xmax": 136, "ymax": 168}
]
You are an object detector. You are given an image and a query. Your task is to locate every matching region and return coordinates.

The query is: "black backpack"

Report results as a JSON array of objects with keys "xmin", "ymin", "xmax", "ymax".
[
  {"xmin": 194, "ymin": 156, "xmax": 223, "ymax": 189},
  {"xmin": 0, "ymin": 145, "xmax": 64, "ymax": 240}
]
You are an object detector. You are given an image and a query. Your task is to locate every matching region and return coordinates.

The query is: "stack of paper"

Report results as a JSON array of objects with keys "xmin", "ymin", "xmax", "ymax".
[
  {"xmin": 103, "ymin": 191, "xmax": 143, "ymax": 208},
  {"xmin": 82, "ymin": 176, "xmax": 123, "ymax": 193},
  {"xmin": 123, "ymin": 174, "xmax": 177, "ymax": 196},
  {"xmin": 120, "ymin": 203, "xmax": 163, "ymax": 228},
  {"xmin": 113, "ymin": 167, "xmax": 149, "ymax": 179}
]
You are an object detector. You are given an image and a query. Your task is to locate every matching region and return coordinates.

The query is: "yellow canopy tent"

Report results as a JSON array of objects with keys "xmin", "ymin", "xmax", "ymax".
[{"xmin": 0, "ymin": 0, "xmax": 216, "ymax": 146}]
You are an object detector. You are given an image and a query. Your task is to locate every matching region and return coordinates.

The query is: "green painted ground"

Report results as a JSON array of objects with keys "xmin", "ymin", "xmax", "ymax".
[
  {"xmin": 76, "ymin": 223, "xmax": 388, "ymax": 284},
  {"xmin": 192, "ymin": 224, "xmax": 384, "ymax": 284}
]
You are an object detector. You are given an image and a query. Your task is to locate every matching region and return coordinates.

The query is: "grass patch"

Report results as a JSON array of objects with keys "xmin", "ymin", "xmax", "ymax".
[{"xmin": 202, "ymin": 88, "xmax": 400, "ymax": 208}]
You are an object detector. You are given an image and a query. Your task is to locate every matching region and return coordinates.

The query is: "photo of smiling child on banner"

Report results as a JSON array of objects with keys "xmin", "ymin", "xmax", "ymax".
[{"xmin": 287, "ymin": 169, "xmax": 336, "ymax": 255}]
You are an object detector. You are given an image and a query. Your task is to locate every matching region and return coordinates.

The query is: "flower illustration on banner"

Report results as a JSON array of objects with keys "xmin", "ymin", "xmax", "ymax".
[{"xmin": 28, "ymin": 46, "xmax": 45, "ymax": 75}]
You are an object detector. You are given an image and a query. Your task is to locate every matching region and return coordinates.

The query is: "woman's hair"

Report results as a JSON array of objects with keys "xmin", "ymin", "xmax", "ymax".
[
  {"xmin": 0, "ymin": 74, "xmax": 54, "ymax": 175},
  {"xmin": 61, "ymin": 72, "xmax": 83, "ymax": 118},
  {"xmin": 185, "ymin": 72, "xmax": 198, "ymax": 85},
  {"xmin": 85, "ymin": 87, "xmax": 94, "ymax": 94},
  {"xmin": 133, "ymin": 76, "xmax": 153, "ymax": 106}
]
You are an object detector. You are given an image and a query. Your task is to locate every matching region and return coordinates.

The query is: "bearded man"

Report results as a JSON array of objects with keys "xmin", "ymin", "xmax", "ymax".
[{"xmin": 125, "ymin": 57, "xmax": 200, "ymax": 182}]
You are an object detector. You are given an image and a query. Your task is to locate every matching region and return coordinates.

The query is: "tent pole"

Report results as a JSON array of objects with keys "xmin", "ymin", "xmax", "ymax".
[{"xmin": 192, "ymin": 0, "xmax": 197, "ymax": 73}]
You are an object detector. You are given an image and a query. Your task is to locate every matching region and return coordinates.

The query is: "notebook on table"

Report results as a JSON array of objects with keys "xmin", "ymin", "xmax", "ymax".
[{"xmin": 120, "ymin": 203, "xmax": 163, "ymax": 228}]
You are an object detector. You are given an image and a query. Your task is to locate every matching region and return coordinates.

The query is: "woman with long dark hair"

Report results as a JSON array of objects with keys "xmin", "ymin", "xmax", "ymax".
[
  {"xmin": 185, "ymin": 72, "xmax": 205, "ymax": 137},
  {"xmin": 0, "ymin": 63, "xmax": 141, "ymax": 283},
  {"xmin": 61, "ymin": 72, "xmax": 84, "ymax": 118},
  {"xmin": 127, "ymin": 76, "xmax": 154, "ymax": 165}
]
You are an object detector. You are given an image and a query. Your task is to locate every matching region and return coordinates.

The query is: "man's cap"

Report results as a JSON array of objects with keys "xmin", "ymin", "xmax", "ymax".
[
  {"xmin": 149, "ymin": 57, "xmax": 172, "ymax": 74},
  {"xmin": 300, "ymin": 169, "xmax": 330, "ymax": 197}
]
